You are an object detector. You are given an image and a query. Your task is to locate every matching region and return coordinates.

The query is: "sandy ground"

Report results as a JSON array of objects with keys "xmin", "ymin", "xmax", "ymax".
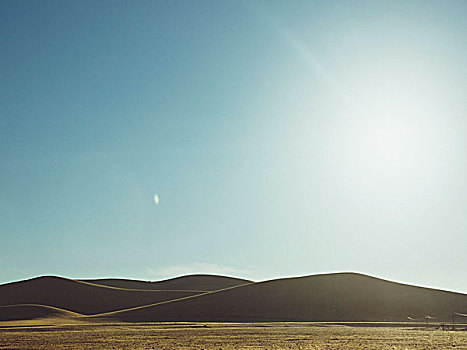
[{"xmin": 0, "ymin": 321, "xmax": 466, "ymax": 349}]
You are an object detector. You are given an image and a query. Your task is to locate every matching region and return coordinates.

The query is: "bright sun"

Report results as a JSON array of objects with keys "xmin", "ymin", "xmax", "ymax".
[
  {"xmin": 335, "ymin": 105, "xmax": 439, "ymax": 193},
  {"xmin": 353, "ymin": 119, "xmax": 418, "ymax": 173}
]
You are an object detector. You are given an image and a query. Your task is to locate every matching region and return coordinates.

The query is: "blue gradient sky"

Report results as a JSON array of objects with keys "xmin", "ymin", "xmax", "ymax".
[{"xmin": 1, "ymin": 0, "xmax": 467, "ymax": 292}]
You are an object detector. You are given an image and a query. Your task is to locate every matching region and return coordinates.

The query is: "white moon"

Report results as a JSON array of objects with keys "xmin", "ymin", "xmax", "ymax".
[{"xmin": 153, "ymin": 194, "xmax": 160, "ymax": 205}]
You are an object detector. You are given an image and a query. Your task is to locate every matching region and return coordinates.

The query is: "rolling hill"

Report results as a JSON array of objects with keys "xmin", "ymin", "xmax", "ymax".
[
  {"xmin": 98, "ymin": 273, "xmax": 467, "ymax": 322},
  {"xmin": 0, "ymin": 304, "xmax": 81, "ymax": 321},
  {"xmin": 1, "ymin": 273, "xmax": 466, "ymax": 323},
  {"xmin": 81, "ymin": 274, "xmax": 252, "ymax": 291},
  {"xmin": 0, "ymin": 276, "xmax": 203, "ymax": 315}
]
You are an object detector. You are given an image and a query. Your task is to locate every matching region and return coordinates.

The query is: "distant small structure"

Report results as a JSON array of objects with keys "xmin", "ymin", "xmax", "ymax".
[
  {"xmin": 407, "ymin": 315, "xmax": 438, "ymax": 328},
  {"xmin": 452, "ymin": 311, "xmax": 467, "ymax": 330}
]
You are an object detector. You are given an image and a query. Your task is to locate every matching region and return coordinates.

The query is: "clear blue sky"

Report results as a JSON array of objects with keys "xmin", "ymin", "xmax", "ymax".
[{"xmin": 1, "ymin": 0, "xmax": 467, "ymax": 293}]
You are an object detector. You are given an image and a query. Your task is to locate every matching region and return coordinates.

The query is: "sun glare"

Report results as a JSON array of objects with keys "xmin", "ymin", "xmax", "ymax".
[
  {"xmin": 334, "ymin": 105, "xmax": 439, "ymax": 193},
  {"xmin": 353, "ymin": 119, "xmax": 418, "ymax": 173}
]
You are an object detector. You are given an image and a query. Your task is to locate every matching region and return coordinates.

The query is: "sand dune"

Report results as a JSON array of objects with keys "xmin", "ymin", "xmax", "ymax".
[
  {"xmin": 100, "ymin": 273, "xmax": 467, "ymax": 322},
  {"xmin": 81, "ymin": 274, "xmax": 252, "ymax": 291},
  {"xmin": 1, "ymin": 273, "xmax": 466, "ymax": 323},
  {"xmin": 0, "ymin": 304, "xmax": 81, "ymax": 321},
  {"xmin": 0, "ymin": 276, "xmax": 203, "ymax": 315}
]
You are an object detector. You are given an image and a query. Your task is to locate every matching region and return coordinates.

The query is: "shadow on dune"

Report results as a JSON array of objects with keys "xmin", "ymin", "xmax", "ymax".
[
  {"xmin": 0, "ymin": 304, "xmax": 81, "ymax": 321},
  {"xmin": 0, "ymin": 276, "xmax": 204, "ymax": 315},
  {"xmin": 81, "ymin": 274, "xmax": 252, "ymax": 291},
  {"xmin": 99, "ymin": 273, "xmax": 467, "ymax": 323},
  {"xmin": 1, "ymin": 273, "xmax": 466, "ymax": 323}
]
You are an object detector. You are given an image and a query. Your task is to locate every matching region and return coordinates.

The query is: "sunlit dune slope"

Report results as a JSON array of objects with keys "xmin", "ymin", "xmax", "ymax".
[
  {"xmin": 0, "ymin": 304, "xmax": 81, "ymax": 321},
  {"xmin": 0, "ymin": 276, "xmax": 203, "ymax": 315},
  {"xmin": 102, "ymin": 273, "xmax": 467, "ymax": 322},
  {"xmin": 81, "ymin": 274, "xmax": 252, "ymax": 291}
]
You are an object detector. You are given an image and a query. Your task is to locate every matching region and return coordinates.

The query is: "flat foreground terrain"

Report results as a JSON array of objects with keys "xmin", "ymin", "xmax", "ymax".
[{"xmin": 1, "ymin": 321, "xmax": 466, "ymax": 349}]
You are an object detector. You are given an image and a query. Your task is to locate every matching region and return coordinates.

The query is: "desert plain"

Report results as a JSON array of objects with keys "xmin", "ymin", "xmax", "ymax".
[{"xmin": 1, "ymin": 320, "xmax": 467, "ymax": 350}]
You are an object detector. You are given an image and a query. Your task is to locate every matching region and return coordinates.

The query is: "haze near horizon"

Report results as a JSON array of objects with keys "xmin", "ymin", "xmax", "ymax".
[{"xmin": 1, "ymin": 0, "xmax": 466, "ymax": 293}]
